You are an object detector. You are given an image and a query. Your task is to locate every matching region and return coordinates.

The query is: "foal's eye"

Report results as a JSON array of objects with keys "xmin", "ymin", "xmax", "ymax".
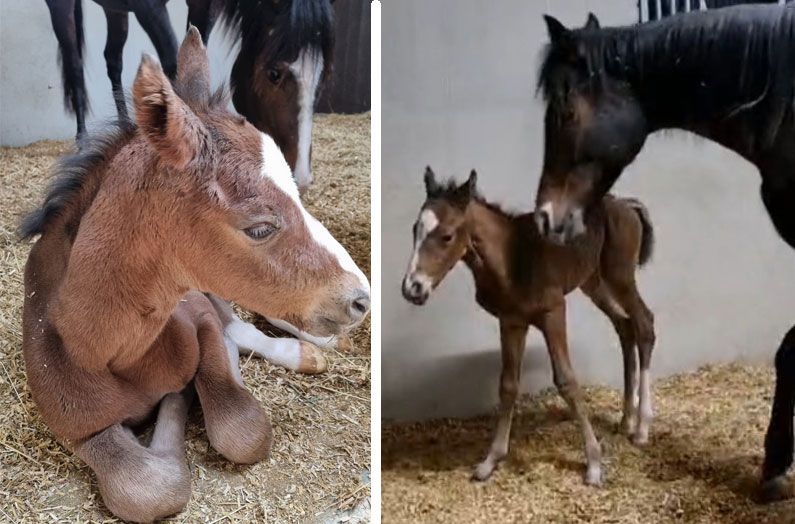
[
  {"xmin": 441, "ymin": 233, "xmax": 454, "ymax": 243},
  {"xmin": 244, "ymin": 222, "xmax": 279, "ymax": 241},
  {"xmin": 267, "ymin": 67, "xmax": 283, "ymax": 84}
]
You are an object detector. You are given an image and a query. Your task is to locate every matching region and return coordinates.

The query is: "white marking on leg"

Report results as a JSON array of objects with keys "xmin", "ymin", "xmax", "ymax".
[
  {"xmin": 224, "ymin": 319, "xmax": 302, "ymax": 371},
  {"xmin": 289, "ymin": 48, "xmax": 323, "ymax": 189},
  {"xmin": 634, "ymin": 368, "xmax": 653, "ymax": 445},
  {"xmin": 264, "ymin": 316, "xmax": 337, "ymax": 349},
  {"xmin": 260, "ymin": 134, "xmax": 370, "ymax": 292},
  {"xmin": 222, "ymin": 333, "xmax": 243, "ymax": 385}
]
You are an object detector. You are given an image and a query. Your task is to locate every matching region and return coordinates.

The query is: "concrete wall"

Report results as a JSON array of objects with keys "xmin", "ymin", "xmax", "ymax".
[
  {"xmin": 382, "ymin": 0, "xmax": 795, "ymax": 420},
  {"xmin": 0, "ymin": 0, "xmax": 236, "ymax": 146}
]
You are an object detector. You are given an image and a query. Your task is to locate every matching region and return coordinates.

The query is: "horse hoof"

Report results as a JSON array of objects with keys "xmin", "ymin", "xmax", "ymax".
[
  {"xmin": 337, "ymin": 334, "xmax": 354, "ymax": 352},
  {"xmin": 759, "ymin": 476, "xmax": 793, "ymax": 503},
  {"xmin": 632, "ymin": 430, "xmax": 649, "ymax": 446},
  {"xmin": 620, "ymin": 415, "xmax": 637, "ymax": 436},
  {"xmin": 472, "ymin": 462, "xmax": 495, "ymax": 481},
  {"xmin": 296, "ymin": 341, "xmax": 327, "ymax": 374},
  {"xmin": 584, "ymin": 466, "xmax": 603, "ymax": 487}
]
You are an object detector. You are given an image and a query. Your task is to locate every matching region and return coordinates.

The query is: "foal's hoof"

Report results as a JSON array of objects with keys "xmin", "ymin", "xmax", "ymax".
[
  {"xmin": 584, "ymin": 465, "xmax": 603, "ymax": 487},
  {"xmin": 296, "ymin": 341, "xmax": 328, "ymax": 374},
  {"xmin": 472, "ymin": 461, "xmax": 496, "ymax": 482},
  {"xmin": 759, "ymin": 475, "xmax": 793, "ymax": 503}
]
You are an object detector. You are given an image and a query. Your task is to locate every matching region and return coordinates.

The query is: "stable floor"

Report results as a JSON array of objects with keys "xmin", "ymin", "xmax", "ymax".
[
  {"xmin": 0, "ymin": 113, "xmax": 371, "ymax": 523},
  {"xmin": 383, "ymin": 364, "xmax": 795, "ymax": 523}
]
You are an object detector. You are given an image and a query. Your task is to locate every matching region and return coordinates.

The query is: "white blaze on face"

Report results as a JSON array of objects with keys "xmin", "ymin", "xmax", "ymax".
[
  {"xmin": 404, "ymin": 208, "xmax": 439, "ymax": 294},
  {"xmin": 289, "ymin": 48, "xmax": 324, "ymax": 189},
  {"xmin": 260, "ymin": 133, "xmax": 370, "ymax": 291}
]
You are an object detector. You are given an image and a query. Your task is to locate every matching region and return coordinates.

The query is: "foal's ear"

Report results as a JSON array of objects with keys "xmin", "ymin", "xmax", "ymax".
[
  {"xmin": 175, "ymin": 26, "xmax": 211, "ymax": 107},
  {"xmin": 424, "ymin": 166, "xmax": 441, "ymax": 197},
  {"xmin": 133, "ymin": 54, "xmax": 208, "ymax": 170},
  {"xmin": 543, "ymin": 15, "xmax": 571, "ymax": 45},
  {"xmin": 584, "ymin": 12, "xmax": 600, "ymax": 30},
  {"xmin": 466, "ymin": 169, "xmax": 478, "ymax": 193},
  {"xmin": 452, "ymin": 169, "xmax": 477, "ymax": 207}
]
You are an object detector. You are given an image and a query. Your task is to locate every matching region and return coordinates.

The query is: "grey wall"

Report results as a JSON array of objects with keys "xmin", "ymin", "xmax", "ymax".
[
  {"xmin": 382, "ymin": 0, "xmax": 795, "ymax": 420},
  {"xmin": 0, "ymin": 1, "xmax": 236, "ymax": 146}
]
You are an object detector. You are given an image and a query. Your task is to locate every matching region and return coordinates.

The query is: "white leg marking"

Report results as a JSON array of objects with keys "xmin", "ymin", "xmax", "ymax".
[
  {"xmin": 224, "ymin": 319, "xmax": 303, "ymax": 371},
  {"xmin": 634, "ymin": 369, "xmax": 653, "ymax": 445},
  {"xmin": 260, "ymin": 135, "xmax": 370, "ymax": 292},
  {"xmin": 222, "ymin": 333, "xmax": 243, "ymax": 385},
  {"xmin": 265, "ymin": 316, "xmax": 337, "ymax": 349},
  {"xmin": 289, "ymin": 48, "xmax": 323, "ymax": 189}
]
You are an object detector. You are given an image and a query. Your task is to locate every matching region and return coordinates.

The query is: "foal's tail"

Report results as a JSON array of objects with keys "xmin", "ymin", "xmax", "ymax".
[{"xmin": 622, "ymin": 198, "xmax": 655, "ymax": 267}]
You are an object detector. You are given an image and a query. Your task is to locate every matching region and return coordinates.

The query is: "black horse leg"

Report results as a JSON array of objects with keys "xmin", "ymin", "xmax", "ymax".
[
  {"xmin": 186, "ymin": 0, "xmax": 224, "ymax": 44},
  {"xmin": 45, "ymin": 0, "xmax": 88, "ymax": 140},
  {"xmin": 131, "ymin": 1, "xmax": 178, "ymax": 79},
  {"xmin": 102, "ymin": 8, "xmax": 130, "ymax": 121},
  {"xmin": 759, "ymin": 173, "xmax": 795, "ymax": 501}
]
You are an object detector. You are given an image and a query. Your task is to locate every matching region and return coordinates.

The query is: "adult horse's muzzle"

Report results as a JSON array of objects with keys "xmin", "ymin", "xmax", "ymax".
[{"xmin": 534, "ymin": 201, "xmax": 586, "ymax": 245}]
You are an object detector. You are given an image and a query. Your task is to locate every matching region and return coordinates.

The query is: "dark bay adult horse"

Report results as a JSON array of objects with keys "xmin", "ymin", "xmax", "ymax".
[
  {"xmin": 534, "ymin": 5, "xmax": 795, "ymax": 500},
  {"xmin": 45, "ymin": 0, "xmax": 332, "ymax": 189}
]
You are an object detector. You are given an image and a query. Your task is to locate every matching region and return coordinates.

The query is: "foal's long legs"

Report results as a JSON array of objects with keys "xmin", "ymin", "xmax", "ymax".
[
  {"xmin": 472, "ymin": 320, "xmax": 528, "ymax": 481},
  {"xmin": 581, "ymin": 277, "xmax": 640, "ymax": 436},
  {"xmin": 194, "ymin": 318, "xmax": 272, "ymax": 464},
  {"xmin": 102, "ymin": 8, "xmax": 130, "ymax": 121},
  {"xmin": 74, "ymin": 391, "xmax": 192, "ymax": 522},
  {"xmin": 538, "ymin": 304, "xmax": 603, "ymax": 486}
]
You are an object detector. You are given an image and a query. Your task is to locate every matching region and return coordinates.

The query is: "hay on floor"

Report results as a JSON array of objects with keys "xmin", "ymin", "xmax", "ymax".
[
  {"xmin": 0, "ymin": 113, "xmax": 370, "ymax": 523},
  {"xmin": 383, "ymin": 364, "xmax": 795, "ymax": 524}
]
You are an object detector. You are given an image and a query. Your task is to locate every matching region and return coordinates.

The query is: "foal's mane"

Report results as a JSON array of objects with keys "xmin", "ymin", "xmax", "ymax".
[
  {"xmin": 537, "ymin": 5, "xmax": 795, "ymax": 138},
  {"xmin": 221, "ymin": 0, "xmax": 334, "ymax": 76},
  {"xmin": 19, "ymin": 121, "xmax": 135, "ymax": 241},
  {"xmin": 431, "ymin": 178, "xmax": 522, "ymax": 219}
]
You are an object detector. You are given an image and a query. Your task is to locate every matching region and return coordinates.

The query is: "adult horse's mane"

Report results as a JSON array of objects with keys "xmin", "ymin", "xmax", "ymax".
[
  {"xmin": 220, "ymin": 0, "xmax": 334, "ymax": 77},
  {"xmin": 538, "ymin": 5, "xmax": 795, "ymax": 144},
  {"xmin": 19, "ymin": 88, "xmax": 230, "ymax": 241}
]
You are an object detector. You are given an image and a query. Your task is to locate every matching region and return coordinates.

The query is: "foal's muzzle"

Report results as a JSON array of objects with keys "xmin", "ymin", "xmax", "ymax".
[{"xmin": 402, "ymin": 275, "xmax": 430, "ymax": 305}]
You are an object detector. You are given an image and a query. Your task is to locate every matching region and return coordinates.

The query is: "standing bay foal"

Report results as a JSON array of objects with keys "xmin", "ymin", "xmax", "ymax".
[
  {"xmin": 402, "ymin": 168, "xmax": 655, "ymax": 485},
  {"xmin": 20, "ymin": 28, "xmax": 369, "ymax": 522}
]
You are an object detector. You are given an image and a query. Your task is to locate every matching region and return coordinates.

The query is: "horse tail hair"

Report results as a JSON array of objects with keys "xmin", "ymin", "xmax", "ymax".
[
  {"xmin": 54, "ymin": 0, "xmax": 88, "ymax": 114},
  {"xmin": 623, "ymin": 197, "xmax": 655, "ymax": 267}
]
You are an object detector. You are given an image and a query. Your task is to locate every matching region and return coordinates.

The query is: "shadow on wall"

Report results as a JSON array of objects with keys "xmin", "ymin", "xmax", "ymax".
[{"xmin": 382, "ymin": 341, "xmax": 552, "ymax": 422}]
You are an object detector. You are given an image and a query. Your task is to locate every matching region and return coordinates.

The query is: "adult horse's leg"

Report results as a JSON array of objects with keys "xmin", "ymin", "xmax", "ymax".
[
  {"xmin": 102, "ymin": 8, "xmax": 130, "ymax": 121},
  {"xmin": 131, "ymin": 0, "xmax": 178, "ymax": 78},
  {"xmin": 759, "ymin": 167, "xmax": 795, "ymax": 501},
  {"xmin": 186, "ymin": 0, "xmax": 224, "ymax": 44},
  {"xmin": 206, "ymin": 294, "xmax": 329, "ymax": 373},
  {"xmin": 73, "ymin": 391, "xmax": 192, "ymax": 522},
  {"xmin": 44, "ymin": 0, "xmax": 88, "ymax": 140},
  {"xmin": 581, "ymin": 277, "xmax": 640, "ymax": 437},
  {"xmin": 472, "ymin": 320, "xmax": 528, "ymax": 481},
  {"xmin": 193, "ymin": 316, "xmax": 272, "ymax": 464},
  {"xmin": 538, "ymin": 304, "xmax": 603, "ymax": 486}
]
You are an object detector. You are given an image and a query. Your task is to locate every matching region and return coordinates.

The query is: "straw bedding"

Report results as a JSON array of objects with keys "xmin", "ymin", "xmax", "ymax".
[
  {"xmin": 0, "ymin": 113, "xmax": 370, "ymax": 522},
  {"xmin": 383, "ymin": 364, "xmax": 795, "ymax": 523}
]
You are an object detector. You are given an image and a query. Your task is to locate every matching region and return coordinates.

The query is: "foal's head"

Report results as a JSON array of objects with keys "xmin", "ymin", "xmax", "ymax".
[
  {"xmin": 126, "ymin": 28, "xmax": 367, "ymax": 336},
  {"xmin": 226, "ymin": 0, "xmax": 334, "ymax": 190},
  {"xmin": 535, "ymin": 13, "xmax": 647, "ymax": 244},
  {"xmin": 402, "ymin": 167, "xmax": 477, "ymax": 305}
]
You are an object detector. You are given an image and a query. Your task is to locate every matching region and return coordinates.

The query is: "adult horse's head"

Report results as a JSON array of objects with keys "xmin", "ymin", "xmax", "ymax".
[
  {"xmin": 535, "ymin": 13, "xmax": 647, "ymax": 244},
  {"xmin": 127, "ymin": 28, "xmax": 367, "ymax": 336},
  {"xmin": 224, "ymin": 0, "xmax": 334, "ymax": 191},
  {"xmin": 402, "ymin": 167, "xmax": 477, "ymax": 305}
]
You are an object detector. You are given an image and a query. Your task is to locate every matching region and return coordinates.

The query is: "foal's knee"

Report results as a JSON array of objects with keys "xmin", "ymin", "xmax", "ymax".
[{"xmin": 99, "ymin": 452, "xmax": 191, "ymax": 522}]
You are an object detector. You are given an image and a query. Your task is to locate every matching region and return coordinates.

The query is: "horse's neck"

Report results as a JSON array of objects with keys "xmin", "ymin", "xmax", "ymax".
[
  {"xmin": 463, "ymin": 201, "xmax": 517, "ymax": 289},
  {"xmin": 49, "ymin": 185, "xmax": 185, "ymax": 372}
]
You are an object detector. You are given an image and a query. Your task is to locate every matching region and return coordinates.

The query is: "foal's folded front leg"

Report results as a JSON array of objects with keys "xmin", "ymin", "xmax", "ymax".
[
  {"xmin": 194, "ymin": 320, "xmax": 272, "ymax": 464},
  {"xmin": 473, "ymin": 320, "xmax": 528, "ymax": 481}
]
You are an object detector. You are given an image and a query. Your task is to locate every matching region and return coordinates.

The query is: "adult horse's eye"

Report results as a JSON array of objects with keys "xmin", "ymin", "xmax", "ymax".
[
  {"xmin": 267, "ymin": 67, "xmax": 283, "ymax": 84},
  {"xmin": 244, "ymin": 222, "xmax": 279, "ymax": 241}
]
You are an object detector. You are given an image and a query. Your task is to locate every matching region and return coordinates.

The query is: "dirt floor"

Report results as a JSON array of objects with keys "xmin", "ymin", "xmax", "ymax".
[
  {"xmin": 0, "ymin": 113, "xmax": 370, "ymax": 523},
  {"xmin": 383, "ymin": 364, "xmax": 795, "ymax": 524}
]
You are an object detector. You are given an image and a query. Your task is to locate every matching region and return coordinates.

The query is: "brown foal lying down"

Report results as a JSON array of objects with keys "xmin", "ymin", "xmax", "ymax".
[
  {"xmin": 20, "ymin": 28, "xmax": 369, "ymax": 522},
  {"xmin": 402, "ymin": 167, "xmax": 655, "ymax": 486}
]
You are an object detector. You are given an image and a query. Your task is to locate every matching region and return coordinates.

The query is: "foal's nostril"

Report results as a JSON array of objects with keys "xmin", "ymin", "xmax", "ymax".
[
  {"xmin": 348, "ymin": 290, "xmax": 371, "ymax": 321},
  {"xmin": 410, "ymin": 281, "xmax": 422, "ymax": 295}
]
